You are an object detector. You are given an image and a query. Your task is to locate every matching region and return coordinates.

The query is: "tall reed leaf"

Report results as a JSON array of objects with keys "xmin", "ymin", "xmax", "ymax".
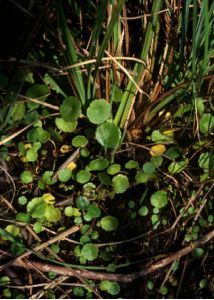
[
  {"xmin": 114, "ymin": 0, "xmax": 162, "ymax": 128},
  {"xmin": 56, "ymin": 0, "xmax": 86, "ymax": 105}
]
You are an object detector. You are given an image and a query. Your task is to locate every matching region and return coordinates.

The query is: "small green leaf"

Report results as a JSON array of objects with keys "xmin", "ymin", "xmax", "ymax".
[
  {"xmin": 18, "ymin": 196, "xmax": 27, "ymax": 205},
  {"xmin": 5, "ymin": 225, "xmax": 20, "ymax": 236},
  {"xmin": 143, "ymin": 162, "xmax": 156, "ymax": 174},
  {"xmin": 42, "ymin": 171, "xmax": 57, "ymax": 185},
  {"xmin": 11, "ymin": 102, "xmax": 25, "ymax": 121},
  {"xmin": 81, "ymin": 243, "xmax": 98, "ymax": 261},
  {"xmin": 50, "ymin": 244, "xmax": 60, "ymax": 254},
  {"xmin": 165, "ymin": 147, "xmax": 181, "ymax": 159},
  {"xmin": 55, "ymin": 117, "xmax": 77, "ymax": 132},
  {"xmin": 192, "ymin": 247, "xmax": 204, "ymax": 257},
  {"xmin": 168, "ymin": 160, "xmax": 187, "ymax": 174},
  {"xmin": 76, "ymin": 170, "xmax": 91, "ymax": 184},
  {"xmin": 64, "ymin": 206, "xmax": 81, "ymax": 217},
  {"xmin": 87, "ymin": 99, "xmax": 111, "ymax": 124},
  {"xmin": 199, "ymin": 279, "xmax": 207, "ymax": 289},
  {"xmin": 76, "ymin": 196, "xmax": 90, "ymax": 210},
  {"xmin": 20, "ymin": 170, "xmax": 33, "ymax": 184},
  {"xmin": 33, "ymin": 222, "xmax": 44, "ymax": 233},
  {"xmin": 88, "ymin": 158, "xmax": 109, "ymax": 171},
  {"xmin": 195, "ymin": 98, "xmax": 204, "ymax": 116},
  {"xmin": 112, "ymin": 174, "xmax": 129, "ymax": 194},
  {"xmin": 87, "ymin": 204, "xmax": 101, "ymax": 218},
  {"xmin": 45, "ymin": 206, "xmax": 61, "ymax": 222},
  {"xmin": 27, "ymin": 197, "xmax": 47, "ymax": 218},
  {"xmin": 107, "ymin": 164, "xmax": 121, "ymax": 175},
  {"xmin": 100, "ymin": 215, "xmax": 119, "ymax": 232},
  {"xmin": 99, "ymin": 280, "xmax": 120, "ymax": 295},
  {"xmin": 96, "ymin": 122, "xmax": 121, "ymax": 149},
  {"xmin": 147, "ymin": 280, "xmax": 154, "ymax": 290},
  {"xmin": 198, "ymin": 152, "xmax": 214, "ymax": 171},
  {"xmin": 125, "ymin": 160, "xmax": 139, "ymax": 169},
  {"xmin": 150, "ymin": 156, "xmax": 163, "ymax": 168},
  {"xmin": 72, "ymin": 135, "xmax": 88, "ymax": 147},
  {"xmin": 0, "ymin": 276, "xmax": 10, "ymax": 285},
  {"xmin": 26, "ymin": 148, "xmax": 38, "ymax": 162},
  {"xmin": 199, "ymin": 113, "xmax": 214, "ymax": 134},
  {"xmin": 60, "ymin": 96, "xmax": 81, "ymax": 122},
  {"xmin": 138, "ymin": 206, "xmax": 149, "ymax": 216},
  {"xmin": 58, "ymin": 168, "xmax": 72, "ymax": 182},
  {"xmin": 26, "ymin": 84, "xmax": 49, "ymax": 110},
  {"xmin": 151, "ymin": 129, "xmax": 172, "ymax": 142},
  {"xmin": 80, "ymin": 148, "xmax": 90, "ymax": 157},
  {"xmin": 98, "ymin": 172, "xmax": 111, "ymax": 185},
  {"xmin": 135, "ymin": 171, "xmax": 150, "ymax": 184},
  {"xmin": 15, "ymin": 213, "xmax": 30, "ymax": 223},
  {"xmin": 73, "ymin": 287, "xmax": 85, "ymax": 297},
  {"xmin": 159, "ymin": 286, "xmax": 168, "ymax": 295},
  {"xmin": 150, "ymin": 191, "xmax": 168, "ymax": 209},
  {"xmin": 27, "ymin": 127, "xmax": 50, "ymax": 143}
]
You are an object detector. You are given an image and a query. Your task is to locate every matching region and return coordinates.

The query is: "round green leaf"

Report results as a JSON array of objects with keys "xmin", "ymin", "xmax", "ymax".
[
  {"xmin": 150, "ymin": 191, "xmax": 168, "ymax": 209},
  {"xmin": 150, "ymin": 156, "xmax": 163, "ymax": 168},
  {"xmin": 138, "ymin": 206, "xmax": 149, "ymax": 216},
  {"xmin": 81, "ymin": 243, "xmax": 98, "ymax": 261},
  {"xmin": 87, "ymin": 99, "xmax": 111, "ymax": 124},
  {"xmin": 26, "ymin": 84, "xmax": 49, "ymax": 110},
  {"xmin": 100, "ymin": 215, "xmax": 119, "ymax": 232},
  {"xmin": 199, "ymin": 279, "xmax": 207, "ymax": 289},
  {"xmin": 199, "ymin": 113, "xmax": 214, "ymax": 134},
  {"xmin": 33, "ymin": 222, "xmax": 44, "ymax": 233},
  {"xmin": 96, "ymin": 122, "xmax": 121, "ymax": 149},
  {"xmin": 72, "ymin": 135, "xmax": 88, "ymax": 147},
  {"xmin": 107, "ymin": 164, "xmax": 121, "ymax": 175},
  {"xmin": 20, "ymin": 170, "xmax": 33, "ymax": 184},
  {"xmin": 18, "ymin": 196, "xmax": 27, "ymax": 205},
  {"xmin": 42, "ymin": 171, "xmax": 57, "ymax": 185},
  {"xmin": 165, "ymin": 147, "xmax": 181, "ymax": 159},
  {"xmin": 27, "ymin": 197, "xmax": 47, "ymax": 218},
  {"xmin": 73, "ymin": 287, "xmax": 85, "ymax": 297},
  {"xmin": 60, "ymin": 96, "xmax": 81, "ymax": 122},
  {"xmin": 192, "ymin": 247, "xmax": 204, "ymax": 257},
  {"xmin": 55, "ymin": 117, "xmax": 77, "ymax": 133},
  {"xmin": 27, "ymin": 127, "xmax": 50, "ymax": 143},
  {"xmin": 88, "ymin": 158, "xmax": 109, "ymax": 171},
  {"xmin": 87, "ymin": 204, "xmax": 101, "ymax": 218},
  {"xmin": 76, "ymin": 170, "xmax": 91, "ymax": 184},
  {"xmin": 58, "ymin": 168, "xmax": 72, "ymax": 182},
  {"xmin": 80, "ymin": 234, "xmax": 91, "ymax": 245},
  {"xmin": 45, "ymin": 206, "xmax": 61, "ymax": 222},
  {"xmin": 99, "ymin": 281, "xmax": 120, "ymax": 295},
  {"xmin": 160, "ymin": 286, "xmax": 168, "ymax": 295},
  {"xmin": 143, "ymin": 162, "xmax": 156, "ymax": 174},
  {"xmin": 80, "ymin": 148, "xmax": 90, "ymax": 157},
  {"xmin": 76, "ymin": 196, "xmax": 90, "ymax": 210},
  {"xmin": 5, "ymin": 224, "xmax": 20, "ymax": 236},
  {"xmin": 112, "ymin": 174, "xmax": 129, "ymax": 194},
  {"xmin": 50, "ymin": 244, "xmax": 60, "ymax": 254},
  {"xmin": 125, "ymin": 160, "xmax": 139, "ymax": 169},
  {"xmin": 64, "ymin": 206, "xmax": 81, "ymax": 217},
  {"xmin": 15, "ymin": 213, "xmax": 30, "ymax": 223},
  {"xmin": 26, "ymin": 148, "xmax": 38, "ymax": 162},
  {"xmin": 147, "ymin": 281, "xmax": 154, "ymax": 290},
  {"xmin": 97, "ymin": 172, "xmax": 111, "ymax": 185},
  {"xmin": 135, "ymin": 171, "xmax": 150, "ymax": 184}
]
